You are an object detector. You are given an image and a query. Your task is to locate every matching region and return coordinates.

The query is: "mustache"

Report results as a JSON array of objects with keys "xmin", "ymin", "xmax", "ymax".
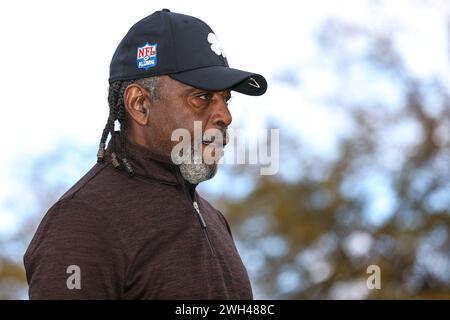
[{"xmin": 202, "ymin": 128, "xmax": 229, "ymax": 146}]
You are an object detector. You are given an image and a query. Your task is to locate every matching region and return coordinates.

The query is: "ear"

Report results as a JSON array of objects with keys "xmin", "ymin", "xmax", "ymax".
[{"xmin": 124, "ymin": 84, "xmax": 152, "ymax": 126}]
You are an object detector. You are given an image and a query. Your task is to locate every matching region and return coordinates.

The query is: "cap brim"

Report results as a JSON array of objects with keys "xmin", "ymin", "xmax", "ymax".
[{"xmin": 169, "ymin": 66, "xmax": 267, "ymax": 96}]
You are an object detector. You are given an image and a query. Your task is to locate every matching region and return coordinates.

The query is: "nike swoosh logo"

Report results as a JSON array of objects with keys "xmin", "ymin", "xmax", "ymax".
[{"xmin": 247, "ymin": 77, "xmax": 260, "ymax": 88}]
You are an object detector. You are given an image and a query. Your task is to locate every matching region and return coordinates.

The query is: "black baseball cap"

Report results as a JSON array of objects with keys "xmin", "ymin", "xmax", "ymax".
[{"xmin": 109, "ymin": 9, "xmax": 267, "ymax": 96}]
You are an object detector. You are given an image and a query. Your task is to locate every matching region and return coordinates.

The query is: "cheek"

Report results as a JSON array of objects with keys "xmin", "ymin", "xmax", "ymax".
[
  {"xmin": 152, "ymin": 103, "xmax": 193, "ymax": 148},
  {"xmin": 152, "ymin": 101, "xmax": 183, "ymax": 130},
  {"xmin": 154, "ymin": 97, "xmax": 210, "ymax": 145},
  {"xmin": 169, "ymin": 107, "xmax": 203, "ymax": 133}
]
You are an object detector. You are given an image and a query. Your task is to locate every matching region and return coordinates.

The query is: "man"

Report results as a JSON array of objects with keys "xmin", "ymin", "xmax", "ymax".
[{"xmin": 24, "ymin": 9, "xmax": 267, "ymax": 299}]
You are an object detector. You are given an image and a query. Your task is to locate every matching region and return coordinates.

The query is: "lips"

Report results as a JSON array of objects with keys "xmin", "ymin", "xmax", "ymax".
[
  {"xmin": 202, "ymin": 133, "xmax": 228, "ymax": 147},
  {"xmin": 202, "ymin": 139, "xmax": 227, "ymax": 147}
]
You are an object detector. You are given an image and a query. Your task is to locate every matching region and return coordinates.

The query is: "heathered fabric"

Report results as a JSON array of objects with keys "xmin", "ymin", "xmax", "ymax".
[{"xmin": 24, "ymin": 132, "xmax": 252, "ymax": 299}]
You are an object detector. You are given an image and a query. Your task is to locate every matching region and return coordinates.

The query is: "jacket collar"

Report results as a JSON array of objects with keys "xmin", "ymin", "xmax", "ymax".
[{"xmin": 105, "ymin": 131, "xmax": 188, "ymax": 188}]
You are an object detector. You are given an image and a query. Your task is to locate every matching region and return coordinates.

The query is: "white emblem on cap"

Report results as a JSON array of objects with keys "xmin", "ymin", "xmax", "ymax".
[{"xmin": 207, "ymin": 33, "xmax": 226, "ymax": 58}]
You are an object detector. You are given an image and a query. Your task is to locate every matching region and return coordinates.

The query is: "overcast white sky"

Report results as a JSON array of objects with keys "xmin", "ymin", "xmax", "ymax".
[{"xmin": 0, "ymin": 0, "xmax": 449, "ymax": 233}]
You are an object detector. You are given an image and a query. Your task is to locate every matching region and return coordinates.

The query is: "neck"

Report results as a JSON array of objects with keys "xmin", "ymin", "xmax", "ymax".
[{"xmin": 127, "ymin": 128, "xmax": 172, "ymax": 158}]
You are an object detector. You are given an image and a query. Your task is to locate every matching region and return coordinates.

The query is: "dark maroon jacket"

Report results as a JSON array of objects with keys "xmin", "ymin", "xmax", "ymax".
[{"xmin": 24, "ymin": 134, "xmax": 253, "ymax": 299}]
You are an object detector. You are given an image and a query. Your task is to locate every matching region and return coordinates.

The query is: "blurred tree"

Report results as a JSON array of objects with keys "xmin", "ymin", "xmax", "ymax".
[
  {"xmin": 219, "ymin": 18, "xmax": 450, "ymax": 299},
  {"xmin": 0, "ymin": 143, "xmax": 95, "ymax": 299},
  {"xmin": 0, "ymin": 257, "xmax": 26, "ymax": 299}
]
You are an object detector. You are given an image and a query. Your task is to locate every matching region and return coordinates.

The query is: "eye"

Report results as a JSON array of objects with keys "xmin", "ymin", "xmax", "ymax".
[
  {"xmin": 188, "ymin": 92, "xmax": 213, "ymax": 109},
  {"xmin": 197, "ymin": 92, "xmax": 213, "ymax": 101}
]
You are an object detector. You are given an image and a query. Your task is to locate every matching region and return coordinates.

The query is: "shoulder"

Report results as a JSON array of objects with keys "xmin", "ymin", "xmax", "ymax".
[
  {"xmin": 58, "ymin": 161, "xmax": 119, "ymax": 203},
  {"xmin": 24, "ymin": 194, "xmax": 120, "ymax": 267},
  {"xmin": 23, "ymin": 196, "xmax": 126, "ymax": 299}
]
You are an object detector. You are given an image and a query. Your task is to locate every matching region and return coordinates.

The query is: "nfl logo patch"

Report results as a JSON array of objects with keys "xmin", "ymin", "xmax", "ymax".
[{"xmin": 136, "ymin": 43, "xmax": 157, "ymax": 70}]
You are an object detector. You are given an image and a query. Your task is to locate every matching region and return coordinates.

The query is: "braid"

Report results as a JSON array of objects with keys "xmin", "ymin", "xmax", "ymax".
[
  {"xmin": 97, "ymin": 81, "xmax": 121, "ymax": 163},
  {"xmin": 116, "ymin": 80, "xmax": 135, "ymax": 176},
  {"xmin": 97, "ymin": 80, "xmax": 135, "ymax": 177}
]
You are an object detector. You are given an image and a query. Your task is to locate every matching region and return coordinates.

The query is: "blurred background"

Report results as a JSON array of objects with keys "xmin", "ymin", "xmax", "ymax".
[{"xmin": 1, "ymin": 0, "xmax": 450, "ymax": 299}]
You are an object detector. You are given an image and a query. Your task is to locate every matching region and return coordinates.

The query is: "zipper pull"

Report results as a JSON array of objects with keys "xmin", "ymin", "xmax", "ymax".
[{"xmin": 193, "ymin": 201, "xmax": 207, "ymax": 228}]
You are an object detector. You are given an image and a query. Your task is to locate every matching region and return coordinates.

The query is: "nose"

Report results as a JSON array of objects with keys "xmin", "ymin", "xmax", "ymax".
[{"xmin": 211, "ymin": 92, "xmax": 233, "ymax": 128}]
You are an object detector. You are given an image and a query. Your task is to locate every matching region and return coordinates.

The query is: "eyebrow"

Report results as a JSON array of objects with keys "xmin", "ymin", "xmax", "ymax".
[{"xmin": 182, "ymin": 87, "xmax": 232, "ymax": 99}]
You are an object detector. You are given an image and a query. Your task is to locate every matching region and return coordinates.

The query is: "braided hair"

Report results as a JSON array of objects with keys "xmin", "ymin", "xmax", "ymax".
[{"xmin": 97, "ymin": 77, "xmax": 160, "ymax": 177}]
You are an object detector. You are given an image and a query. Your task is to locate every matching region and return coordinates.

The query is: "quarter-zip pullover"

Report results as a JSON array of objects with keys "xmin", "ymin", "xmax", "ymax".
[{"xmin": 24, "ymin": 132, "xmax": 253, "ymax": 299}]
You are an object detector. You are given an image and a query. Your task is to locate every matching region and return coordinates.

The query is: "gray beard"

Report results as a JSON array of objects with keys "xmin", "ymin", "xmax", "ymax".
[{"xmin": 178, "ymin": 153, "xmax": 217, "ymax": 184}]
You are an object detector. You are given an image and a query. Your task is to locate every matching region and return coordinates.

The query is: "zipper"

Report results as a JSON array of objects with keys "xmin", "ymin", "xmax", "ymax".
[
  {"xmin": 193, "ymin": 200, "xmax": 216, "ymax": 257},
  {"xmin": 174, "ymin": 167, "xmax": 216, "ymax": 257},
  {"xmin": 193, "ymin": 201, "xmax": 206, "ymax": 228}
]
